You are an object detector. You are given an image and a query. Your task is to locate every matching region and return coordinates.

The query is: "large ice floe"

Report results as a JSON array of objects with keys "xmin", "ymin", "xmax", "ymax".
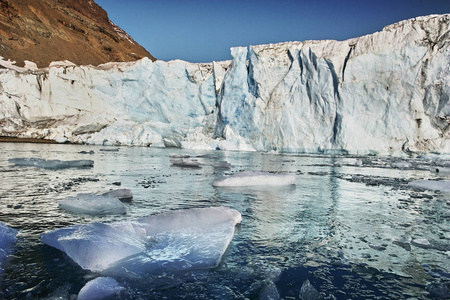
[
  {"xmin": 0, "ymin": 14, "xmax": 448, "ymax": 155},
  {"xmin": 41, "ymin": 207, "xmax": 241, "ymax": 273},
  {"xmin": 213, "ymin": 171, "xmax": 296, "ymax": 187},
  {"xmin": 8, "ymin": 158, "xmax": 93, "ymax": 169},
  {"xmin": 0, "ymin": 222, "xmax": 18, "ymax": 272},
  {"xmin": 77, "ymin": 277, "xmax": 125, "ymax": 300},
  {"xmin": 58, "ymin": 193, "xmax": 126, "ymax": 215}
]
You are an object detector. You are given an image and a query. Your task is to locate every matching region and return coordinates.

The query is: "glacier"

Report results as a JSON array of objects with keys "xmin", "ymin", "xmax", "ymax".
[{"xmin": 0, "ymin": 14, "xmax": 449, "ymax": 155}]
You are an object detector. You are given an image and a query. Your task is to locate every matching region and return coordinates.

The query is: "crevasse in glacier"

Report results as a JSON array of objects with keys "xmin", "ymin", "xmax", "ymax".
[{"xmin": 0, "ymin": 14, "xmax": 448, "ymax": 154}]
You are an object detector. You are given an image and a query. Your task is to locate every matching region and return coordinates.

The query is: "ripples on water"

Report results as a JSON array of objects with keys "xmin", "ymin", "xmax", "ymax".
[{"xmin": 0, "ymin": 143, "xmax": 449, "ymax": 299}]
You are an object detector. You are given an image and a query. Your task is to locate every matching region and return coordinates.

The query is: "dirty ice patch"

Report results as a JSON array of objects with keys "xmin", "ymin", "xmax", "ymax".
[
  {"xmin": 41, "ymin": 207, "xmax": 241, "ymax": 273},
  {"xmin": 8, "ymin": 158, "xmax": 93, "ymax": 169},
  {"xmin": 0, "ymin": 222, "xmax": 18, "ymax": 272},
  {"xmin": 59, "ymin": 193, "xmax": 126, "ymax": 215},
  {"xmin": 408, "ymin": 180, "xmax": 450, "ymax": 193},
  {"xmin": 213, "ymin": 171, "xmax": 296, "ymax": 187}
]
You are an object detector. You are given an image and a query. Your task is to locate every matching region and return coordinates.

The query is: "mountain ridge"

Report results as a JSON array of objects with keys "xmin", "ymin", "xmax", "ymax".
[{"xmin": 0, "ymin": 0, "xmax": 155, "ymax": 67}]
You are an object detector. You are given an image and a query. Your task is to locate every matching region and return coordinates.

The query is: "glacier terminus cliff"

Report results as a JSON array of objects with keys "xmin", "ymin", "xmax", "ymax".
[{"xmin": 0, "ymin": 14, "xmax": 449, "ymax": 155}]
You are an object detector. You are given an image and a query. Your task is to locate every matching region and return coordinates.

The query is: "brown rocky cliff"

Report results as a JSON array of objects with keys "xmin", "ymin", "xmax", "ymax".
[{"xmin": 0, "ymin": 0, "xmax": 155, "ymax": 67}]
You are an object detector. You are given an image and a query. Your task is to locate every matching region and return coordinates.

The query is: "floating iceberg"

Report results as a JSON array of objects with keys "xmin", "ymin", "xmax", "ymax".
[
  {"xmin": 0, "ymin": 222, "xmax": 18, "ymax": 271},
  {"xmin": 77, "ymin": 277, "xmax": 125, "ymax": 300},
  {"xmin": 59, "ymin": 193, "xmax": 126, "ymax": 215},
  {"xmin": 41, "ymin": 207, "xmax": 241, "ymax": 273},
  {"xmin": 408, "ymin": 180, "xmax": 450, "ymax": 193},
  {"xmin": 101, "ymin": 189, "xmax": 133, "ymax": 202},
  {"xmin": 212, "ymin": 171, "xmax": 296, "ymax": 187},
  {"xmin": 8, "ymin": 158, "xmax": 93, "ymax": 169},
  {"xmin": 170, "ymin": 158, "xmax": 202, "ymax": 168}
]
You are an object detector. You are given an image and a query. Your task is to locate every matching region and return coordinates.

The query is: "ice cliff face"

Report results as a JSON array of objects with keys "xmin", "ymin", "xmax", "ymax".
[{"xmin": 0, "ymin": 14, "xmax": 449, "ymax": 155}]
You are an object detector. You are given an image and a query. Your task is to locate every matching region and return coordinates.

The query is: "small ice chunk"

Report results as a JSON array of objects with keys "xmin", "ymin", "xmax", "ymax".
[
  {"xmin": 77, "ymin": 277, "xmax": 125, "ymax": 300},
  {"xmin": 408, "ymin": 180, "xmax": 450, "ymax": 192},
  {"xmin": 41, "ymin": 207, "xmax": 241, "ymax": 273},
  {"xmin": 213, "ymin": 171, "xmax": 295, "ymax": 187},
  {"xmin": 99, "ymin": 148, "xmax": 119, "ymax": 152},
  {"xmin": 0, "ymin": 222, "xmax": 18, "ymax": 271},
  {"xmin": 101, "ymin": 189, "xmax": 133, "ymax": 202},
  {"xmin": 169, "ymin": 153, "xmax": 190, "ymax": 158},
  {"xmin": 59, "ymin": 193, "xmax": 126, "ymax": 215},
  {"xmin": 8, "ymin": 158, "xmax": 93, "ymax": 169},
  {"xmin": 212, "ymin": 161, "xmax": 232, "ymax": 169},
  {"xmin": 392, "ymin": 162, "xmax": 411, "ymax": 169},
  {"xmin": 412, "ymin": 238, "xmax": 432, "ymax": 249},
  {"xmin": 170, "ymin": 158, "xmax": 202, "ymax": 168}
]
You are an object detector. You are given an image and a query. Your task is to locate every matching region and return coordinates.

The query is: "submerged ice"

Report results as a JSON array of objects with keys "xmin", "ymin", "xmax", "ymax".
[
  {"xmin": 0, "ymin": 222, "xmax": 17, "ymax": 272},
  {"xmin": 41, "ymin": 207, "xmax": 241, "ymax": 273},
  {"xmin": 213, "ymin": 171, "xmax": 296, "ymax": 187},
  {"xmin": 59, "ymin": 193, "xmax": 126, "ymax": 215},
  {"xmin": 8, "ymin": 158, "xmax": 93, "ymax": 169}
]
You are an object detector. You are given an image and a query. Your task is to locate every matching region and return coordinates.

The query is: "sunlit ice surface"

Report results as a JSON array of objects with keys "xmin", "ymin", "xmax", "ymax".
[{"xmin": 0, "ymin": 142, "xmax": 449, "ymax": 299}]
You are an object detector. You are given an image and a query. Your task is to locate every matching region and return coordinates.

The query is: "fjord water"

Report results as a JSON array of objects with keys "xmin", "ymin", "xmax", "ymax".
[{"xmin": 0, "ymin": 143, "xmax": 449, "ymax": 299}]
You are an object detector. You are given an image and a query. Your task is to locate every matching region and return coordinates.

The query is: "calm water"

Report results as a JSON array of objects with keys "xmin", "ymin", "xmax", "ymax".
[{"xmin": 0, "ymin": 143, "xmax": 449, "ymax": 299}]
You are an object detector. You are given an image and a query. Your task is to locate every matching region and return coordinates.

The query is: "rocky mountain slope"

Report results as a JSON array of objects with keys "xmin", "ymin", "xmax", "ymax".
[
  {"xmin": 0, "ymin": 14, "xmax": 448, "ymax": 155},
  {"xmin": 0, "ymin": 0, "xmax": 155, "ymax": 67}
]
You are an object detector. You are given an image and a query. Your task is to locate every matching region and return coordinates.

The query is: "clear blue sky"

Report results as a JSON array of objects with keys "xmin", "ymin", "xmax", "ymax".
[{"xmin": 95, "ymin": 0, "xmax": 449, "ymax": 63}]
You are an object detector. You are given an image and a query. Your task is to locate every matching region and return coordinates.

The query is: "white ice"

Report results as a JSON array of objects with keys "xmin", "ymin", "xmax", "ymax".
[
  {"xmin": 408, "ymin": 180, "xmax": 450, "ymax": 193},
  {"xmin": 101, "ymin": 189, "xmax": 133, "ymax": 202},
  {"xmin": 213, "ymin": 171, "xmax": 296, "ymax": 187},
  {"xmin": 41, "ymin": 207, "xmax": 241, "ymax": 273},
  {"xmin": 59, "ymin": 193, "xmax": 126, "ymax": 215},
  {"xmin": 0, "ymin": 222, "xmax": 18, "ymax": 271},
  {"xmin": 8, "ymin": 158, "xmax": 93, "ymax": 169},
  {"xmin": 77, "ymin": 277, "xmax": 125, "ymax": 300}
]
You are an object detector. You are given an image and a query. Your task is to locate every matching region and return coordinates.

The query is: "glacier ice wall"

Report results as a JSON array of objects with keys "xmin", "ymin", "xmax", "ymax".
[{"xmin": 0, "ymin": 14, "xmax": 449, "ymax": 154}]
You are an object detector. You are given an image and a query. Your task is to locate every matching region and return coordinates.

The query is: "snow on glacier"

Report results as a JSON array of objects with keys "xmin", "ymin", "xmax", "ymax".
[
  {"xmin": 59, "ymin": 193, "xmax": 126, "ymax": 215},
  {"xmin": 77, "ymin": 277, "xmax": 125, "ymax": 300},
  {"xmin": 8, "ymin": 157, "xmax": 93, "ymax": 169},
  {"xmin": 213, "ymin": 171, "xmax": 296, "ymax": 187},
  {"xmin": 41, "ymin": 207, "xmax": 242, "ymax": 273},
  {"xmin": 0, "ymin": 15, "xmax": 448, "ymax": 154},
  {"xmin": 0, "ymin": 222, "xmax": 17, "ymax": 272}
]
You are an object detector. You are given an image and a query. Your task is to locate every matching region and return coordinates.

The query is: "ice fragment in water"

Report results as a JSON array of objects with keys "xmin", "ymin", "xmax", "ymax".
[
  {"xmin": 101, "ymin": 189, "xmax": 133, "ymax": 202},
  {"xmin": 212, "ymin": 161, "xmax": 232, "ymax": 169},
  {"xmin": 77, "ymin": 277, "xmax": 125, "ymax": 300},
  {"xmin": 170, "ymin": 158, "xmax": 202, "ymax": 168},
  {"xmin": 169, "ymin": 153, "xmax": 190, "ymax": 158},
  {"xmin": 8, "ymin": 157, "xmax": 93, "ymax": 169},
  {"xmin": 213, "ymin": 171, "xmax": 295, "ymax": 187},
  {"xmin": 0, "ymin": 222, "xmax": 18, "ymax": 271},
  {"xmin": 41, "ymin": 207, "xmax": 241, "ymax": 273},
  {"xmin": 59, "ymin": 193, "xmax": 126, "ymax": 215},
  {"xmin": 408, "ymin": 180, "xmax": 450, "ymax": 192}
]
